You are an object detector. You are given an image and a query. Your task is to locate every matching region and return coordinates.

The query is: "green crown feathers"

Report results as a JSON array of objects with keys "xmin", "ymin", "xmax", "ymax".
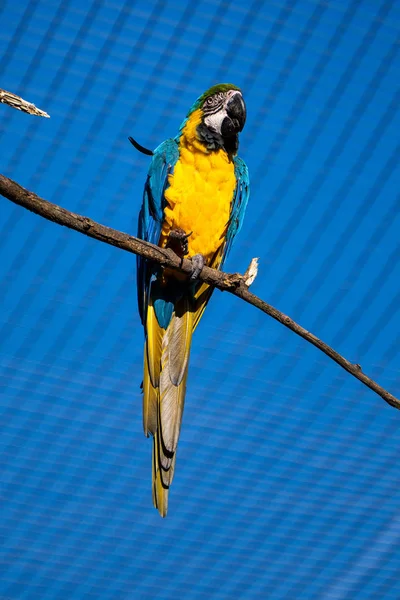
[{"xmin": 190, "ymin": 83, "xmax": 242, "ymax": 113}]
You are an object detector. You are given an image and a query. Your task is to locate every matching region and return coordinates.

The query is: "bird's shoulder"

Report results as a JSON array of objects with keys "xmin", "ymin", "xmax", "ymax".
[
  {"xmin": 150, "ymin": 138, "xmax": 180, "ymax": 170},
  {"xmin": 233, "ymin": 155, "xmax": 249, "ymax": 185}
]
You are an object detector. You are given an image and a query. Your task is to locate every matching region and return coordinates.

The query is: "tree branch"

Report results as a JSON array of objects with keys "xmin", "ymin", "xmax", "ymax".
[
  {"xmin": 0, "ymin": 88, "xmax": 50, "ymax": 118},
  {"xmin": 0, "ymin": 172, "xmax": 398, "ymax": 411}
]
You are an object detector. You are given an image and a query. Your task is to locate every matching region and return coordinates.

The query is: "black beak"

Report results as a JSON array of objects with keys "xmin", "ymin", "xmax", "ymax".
[
  {"xmin": 221, "ymin": 93, "xmax": 246, "ymax": 139},
  {"xmin": 227, "ymin": 93, "xmax": 246, "ymax": 132}
]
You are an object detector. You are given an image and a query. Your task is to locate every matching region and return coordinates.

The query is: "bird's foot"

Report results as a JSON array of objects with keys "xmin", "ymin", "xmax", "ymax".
[
  {"xmin": 166, "ymin": 228, "xmax": 192, "ymax": 258},
  {"xmin": 190, "ymin": 254, "xmax": 205, "ymax": 280}
]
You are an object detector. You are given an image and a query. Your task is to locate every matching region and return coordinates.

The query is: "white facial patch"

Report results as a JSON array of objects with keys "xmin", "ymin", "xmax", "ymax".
[{"xmin": 204, "ymin": 109, "xmax": 227, "ymax": 135}]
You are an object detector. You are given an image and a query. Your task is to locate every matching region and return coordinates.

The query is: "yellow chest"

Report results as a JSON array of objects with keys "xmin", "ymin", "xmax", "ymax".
[{"xmin": 161, "ymin": 109, "xmax": 236, "ymax": 262}]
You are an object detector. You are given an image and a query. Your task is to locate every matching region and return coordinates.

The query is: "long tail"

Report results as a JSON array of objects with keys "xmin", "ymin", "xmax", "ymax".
[{"xmin": 143, "ymin": 295, "xmax": 193, "ymax": 517}]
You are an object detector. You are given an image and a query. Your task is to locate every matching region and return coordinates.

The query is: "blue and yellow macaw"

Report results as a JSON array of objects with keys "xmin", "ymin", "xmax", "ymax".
[{"xmin": 136, "ymin": 83, "xmax": 249, "ymax": 517}]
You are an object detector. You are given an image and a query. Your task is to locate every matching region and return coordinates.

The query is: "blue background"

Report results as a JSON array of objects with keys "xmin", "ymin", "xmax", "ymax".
[{"xmin": 1, "ymin": 0, "xmax": 399, "ymax": 598}]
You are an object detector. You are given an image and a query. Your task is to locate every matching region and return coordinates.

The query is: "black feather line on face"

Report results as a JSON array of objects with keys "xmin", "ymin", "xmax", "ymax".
[
  {"xmin": 202, "ymin": 104, "xmax": 224, "ymax": 117},
  {"xmin": 197, "ymin": 122, "xmax": 225, "ymax": 150},
  {"xmin": 197, "ymin": 121, "xmax": 238, "ymax": 160},
  {"xmin": 202, "ymin": 98, "xmax": 225, "ymax": 115}
]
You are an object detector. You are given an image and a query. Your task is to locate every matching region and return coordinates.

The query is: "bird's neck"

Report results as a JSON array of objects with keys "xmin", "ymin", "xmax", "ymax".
[
  {"xmin": 179, "ymin": 109, "xmax": 209, "ymax": 153},
  {"xmin": 179, "ymin": 109, "xmax": 237, "ymax": 158}
]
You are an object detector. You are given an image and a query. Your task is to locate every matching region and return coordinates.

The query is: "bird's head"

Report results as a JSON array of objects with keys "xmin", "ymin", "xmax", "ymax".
[{"xmin": 185, "ymin": 83, "xmax": 246, "ymax": 157}]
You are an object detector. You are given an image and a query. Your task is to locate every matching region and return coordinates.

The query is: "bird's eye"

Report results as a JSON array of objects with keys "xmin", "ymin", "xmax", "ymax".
[{"xmin": 204, "ymin": 93, "xmax": 225, "ymax": 109}]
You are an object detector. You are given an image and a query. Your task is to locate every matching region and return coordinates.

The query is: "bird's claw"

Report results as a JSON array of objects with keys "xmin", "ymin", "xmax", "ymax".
[
  {"xmin": 190, "ymin": 254, "xmax": 205, "ymax": 280},
  {"xmin": 166, "ymin": 228, "xmax": 192, "ymax": 258}
]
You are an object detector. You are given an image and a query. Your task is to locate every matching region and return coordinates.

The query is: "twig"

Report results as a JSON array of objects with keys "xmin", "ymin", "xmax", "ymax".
[
  {"xmin": 0, "ymin": 172, "xmax": 398, "ymax": 411},
  {"xmin": 0, "ymin": 88, "xmax": 50, "ymax": 118}
]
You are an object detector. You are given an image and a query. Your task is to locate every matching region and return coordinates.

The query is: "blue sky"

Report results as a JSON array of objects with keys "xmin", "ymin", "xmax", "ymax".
[{"xmin": 1, "ymin": 1, "xmax": 400, "ymax": 598}]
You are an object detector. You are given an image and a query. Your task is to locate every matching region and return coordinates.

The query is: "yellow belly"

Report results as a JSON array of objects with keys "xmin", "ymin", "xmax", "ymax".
[{"xmin": 161, "ymin": 109, "xmax": 236, "ymax": 263}]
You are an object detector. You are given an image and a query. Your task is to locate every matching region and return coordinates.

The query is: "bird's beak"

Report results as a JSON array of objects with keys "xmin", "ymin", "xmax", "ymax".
[
  {"xmin": 221, "ymin": 92, "xmax": 246, "ymax": 139},
  {"xmin": 226, "ymin": 92, "xmax": 246, "ymax": 132}
]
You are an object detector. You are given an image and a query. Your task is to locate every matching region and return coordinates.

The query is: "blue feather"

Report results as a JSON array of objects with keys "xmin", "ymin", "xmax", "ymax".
[
  {"xmin": 222, "ymin": 156, "xmax": 250, "ymax": 263},
  {"xmin": 137, "ymin": 139, "xmax": 179, "ymax": 326}
]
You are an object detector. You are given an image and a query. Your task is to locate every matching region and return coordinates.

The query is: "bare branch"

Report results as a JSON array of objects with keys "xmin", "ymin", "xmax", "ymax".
[
  {"xmin": 0, "ymin": 89, "xmax": 50, "ymax": 118},
  {"xmin": 0, "ymin": 172, "xmax": 398, "ymax": 411}
]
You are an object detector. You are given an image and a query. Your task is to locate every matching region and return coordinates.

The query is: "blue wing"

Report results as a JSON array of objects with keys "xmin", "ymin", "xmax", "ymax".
[
  {"xmin": 222, "ymin": 156, "xmax": 250, "ymax": 264},
  {"xmin": 137, "ymin": 138, "xmax": 179, "ymax": 325}
]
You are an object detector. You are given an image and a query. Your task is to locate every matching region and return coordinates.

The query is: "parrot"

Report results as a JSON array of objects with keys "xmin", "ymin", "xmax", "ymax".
[{"xmin": 135, "ymin": 83, "xmax": 249, "ymax": 517}]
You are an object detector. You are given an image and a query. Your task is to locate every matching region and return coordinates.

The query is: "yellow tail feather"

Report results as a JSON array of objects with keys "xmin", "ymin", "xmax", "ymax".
[
  {"xmin": 145, "ymin": 251, "xmax": 223, "ymax": 516},
  {"xmin": 145, "ymin": 297, "xmax": 193, "ymax": 517},
  {"xmin": 142, "ymin": 348, "xmax": 158, "ymax": 437}
]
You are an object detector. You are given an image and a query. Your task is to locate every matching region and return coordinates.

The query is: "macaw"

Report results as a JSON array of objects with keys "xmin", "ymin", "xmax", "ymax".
[{"xmin": 135, "ymin": 83, "xmax": 249, "ymax": 517}]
